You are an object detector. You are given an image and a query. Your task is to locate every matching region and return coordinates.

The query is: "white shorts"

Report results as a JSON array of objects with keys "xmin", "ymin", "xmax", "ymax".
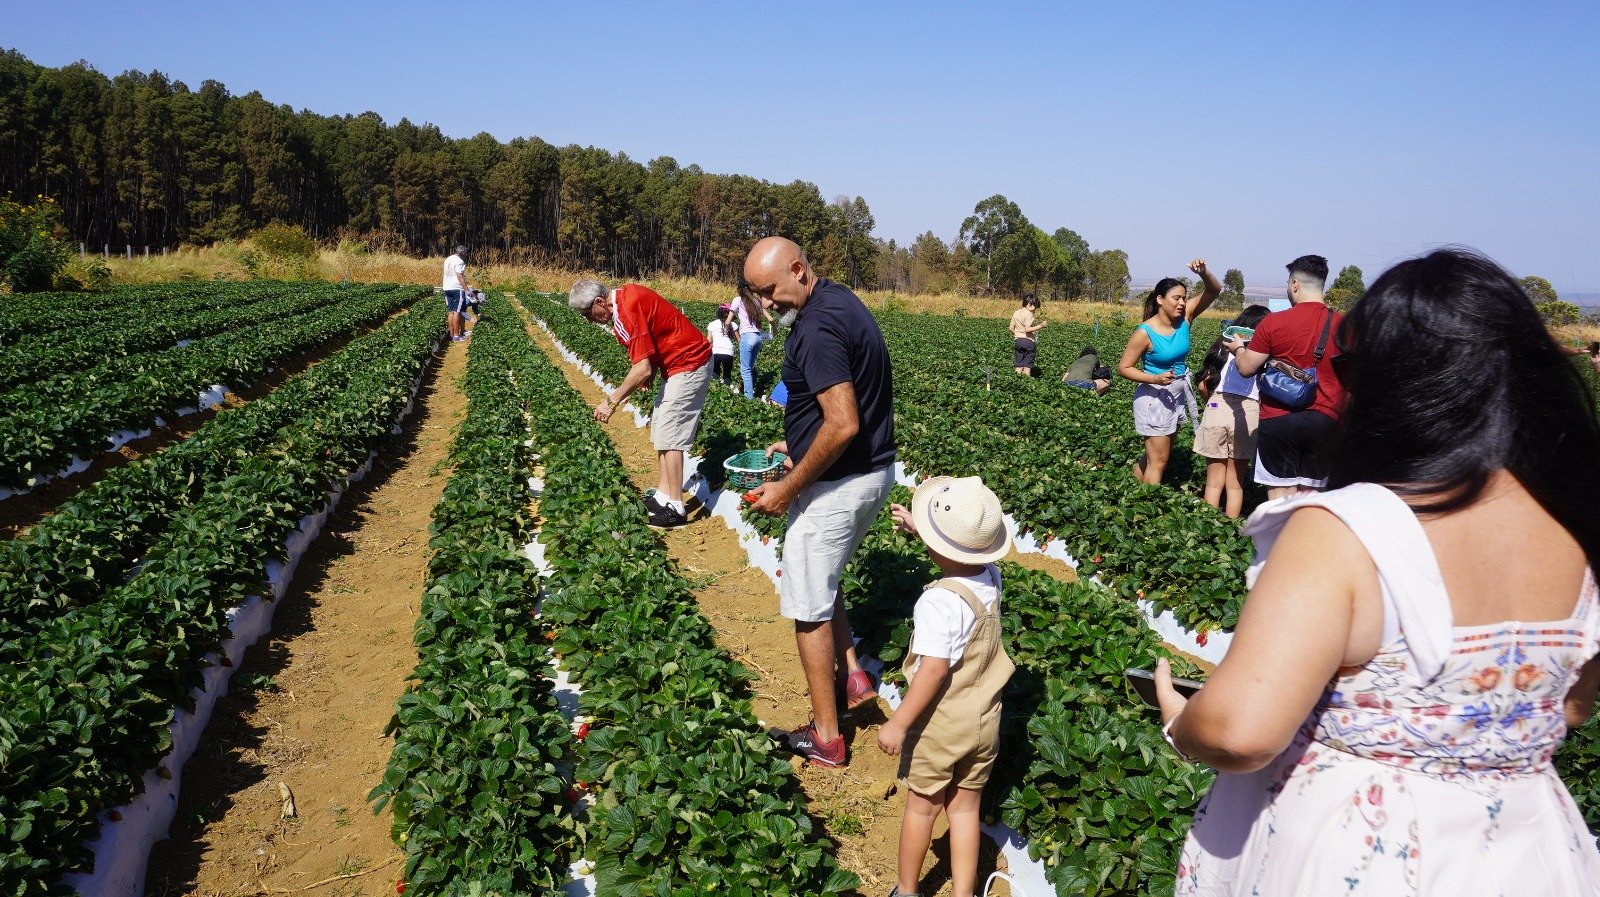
[
  {"xmin": 779, "ymin": 466, "xmax": 895, "ymax": 623},
  {"xmin": 1132, "ymin": 380, "xmax": 1192, "ymax": 437},
  {"xmin": 651, "ymin": 360, "xmax": 712, "ymax": 452}
]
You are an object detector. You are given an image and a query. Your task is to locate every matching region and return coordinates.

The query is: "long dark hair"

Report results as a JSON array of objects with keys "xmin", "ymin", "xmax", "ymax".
[
  {"xmin": 716, "ymin": 306, "xmax": 736, "ymax": 341},
  {"xmin": 1324, "ymin": 247, "xmax": 1600, "ymax": 567},
  {"xmin": 1143, "ymin": 277, "xmax": 1184, "ymax": 320},
  {"xmin": 1196, "ymin": 305, "xmax": 1269, "ymax": 396}
]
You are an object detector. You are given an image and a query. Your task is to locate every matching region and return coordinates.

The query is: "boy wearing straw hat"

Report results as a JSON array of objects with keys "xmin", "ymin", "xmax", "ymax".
[{"xmin": 881, "ymin": 476, "xmax": 1016, "ymax": 897}]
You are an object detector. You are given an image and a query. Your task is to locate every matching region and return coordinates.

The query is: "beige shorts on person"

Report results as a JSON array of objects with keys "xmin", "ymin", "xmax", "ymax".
[
  {"xmin": 651, "ymin": 360, "xmax": 712, "ymax": 452},
  {"xmin": 778, "ymin": 465, "xmax": 895, "ymax": 623},
  {"xmin": 898, "ymin": 701, "xmax": 1001, "ymax": 796},
  {"xmin": 1194, "ymin": 393, "xmax": 1260, "ymax": 460}
]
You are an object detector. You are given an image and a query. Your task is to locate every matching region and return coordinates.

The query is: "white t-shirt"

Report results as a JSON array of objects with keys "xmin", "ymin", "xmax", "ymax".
[
  {"xmin": 442, "ymin": 254, "xmax": 466, "ymax": 292},
  {"xmin": 908, "ymin": 565, "xmax": 1001, "ymax": 676},
  {"xmin": 707, "ymin": 319, "xmax": 734, "ymax": 355}
]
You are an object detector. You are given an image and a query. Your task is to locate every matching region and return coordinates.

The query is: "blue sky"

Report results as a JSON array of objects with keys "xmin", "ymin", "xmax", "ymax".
[{"xmin": 7, "ymin": 1, "xmax": 1600, "ymax": 292}]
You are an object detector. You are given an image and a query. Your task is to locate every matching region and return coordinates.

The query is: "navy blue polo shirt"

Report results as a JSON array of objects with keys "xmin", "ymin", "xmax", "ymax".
[{"xmin": 781, "ymin": 278, "xmax": 895, "ymax": 481}]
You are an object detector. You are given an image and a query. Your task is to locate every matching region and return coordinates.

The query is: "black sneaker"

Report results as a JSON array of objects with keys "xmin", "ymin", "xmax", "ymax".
[
  {"xmin": 646, "ymin": 499, "xmax": 688, "ymax": 530},
  {"xmin": 773, "ymin": 723, "xmax": 846, "ymax": 767}
]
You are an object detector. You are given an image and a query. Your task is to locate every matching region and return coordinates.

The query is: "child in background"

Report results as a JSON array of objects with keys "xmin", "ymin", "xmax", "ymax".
[
  {"xmin": 880, "ymin": 476, "xmax": 1016, "ymax": 897},
  {"xmin": 707, "ymin": 307, "xmax": 736, "ymax": 387},
  {"xmin": 1192, "ymin": 304, "xmax": 1269, "ymax": 517}
]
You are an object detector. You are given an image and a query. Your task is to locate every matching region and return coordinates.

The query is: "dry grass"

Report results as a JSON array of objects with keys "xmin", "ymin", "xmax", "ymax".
[{"xmin": 91, "ymin": 244, "xmax": 1597, "ymax": 339}]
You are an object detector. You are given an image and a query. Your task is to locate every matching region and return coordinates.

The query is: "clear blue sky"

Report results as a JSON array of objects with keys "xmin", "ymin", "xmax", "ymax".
[{"xmin": 8, "ymin": 1, "xmax": 1600, "ymax": 292}]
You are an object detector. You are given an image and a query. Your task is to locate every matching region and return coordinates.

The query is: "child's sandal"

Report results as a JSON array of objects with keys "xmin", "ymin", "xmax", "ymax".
[{"xmin": 885, "ymin": 889, "xmax": 921, "ymax": 897}]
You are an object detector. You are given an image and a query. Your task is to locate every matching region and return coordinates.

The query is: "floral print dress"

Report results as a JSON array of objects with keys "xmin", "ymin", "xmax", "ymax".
[{"xmin": 1177, "ymin": 483, "xmax": 1600, "ymax": 896}]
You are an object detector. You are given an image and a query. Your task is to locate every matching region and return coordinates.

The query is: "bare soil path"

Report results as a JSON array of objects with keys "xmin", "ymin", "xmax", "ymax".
[
  {"xmin": 145, "ymin": 337, "xmax": 469, "ymax": 897},
  {"xmin": 514, "ymin": 304, "xmax": 1014, "ymax": 895}
]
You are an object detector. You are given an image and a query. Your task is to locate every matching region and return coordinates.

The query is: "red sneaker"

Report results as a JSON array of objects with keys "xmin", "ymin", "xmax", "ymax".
[
  {"xmin": 843, "ymin": 669, "xmax": 878, "ymax": 711},
  {"xmin": 776, "ymin": 723, "xmax": 846, "ymax": 767}
]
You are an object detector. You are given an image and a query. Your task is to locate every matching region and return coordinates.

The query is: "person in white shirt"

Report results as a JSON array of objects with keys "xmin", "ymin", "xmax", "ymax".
[
  {"xmin": 441, "ymin": 245, "xmax": 473, "ymax": 342},
  {"xmin": 707, "ymin": 306, "xmax": 736, "ymax": 386},
  {"xmin": 880, "ymin": 475, "xmax": 1016, "ymax": 897}
]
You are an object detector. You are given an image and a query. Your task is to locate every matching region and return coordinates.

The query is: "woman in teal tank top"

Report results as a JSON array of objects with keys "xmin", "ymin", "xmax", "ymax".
[{"xmin": 1117, "ymin": 259, "xmax": 1224, "ymax": 485}]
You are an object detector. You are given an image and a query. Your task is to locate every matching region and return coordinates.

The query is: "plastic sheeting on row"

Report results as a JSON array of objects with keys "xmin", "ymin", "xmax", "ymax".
[
  {"xmin": 520, "ymin": 460, "xmax": 597, "ymax": 897},
  {"xmin": 530, "ymin": 318, "xmax": 650, "ymax": 430},
  {"xmin": 0, "ymin": 383, "xmax": 229, "ymax": 503},
  {"xmin": 57, "ymin": 354, "xmax": 436, "ymax": 897}
]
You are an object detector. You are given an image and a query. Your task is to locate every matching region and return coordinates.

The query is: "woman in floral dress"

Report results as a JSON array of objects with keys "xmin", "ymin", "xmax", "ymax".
[{"xmin": 1156, "ymin": 248, "xmax": 1600, "ymax": 895}]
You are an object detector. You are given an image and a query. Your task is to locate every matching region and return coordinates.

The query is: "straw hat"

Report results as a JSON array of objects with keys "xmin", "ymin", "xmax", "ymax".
[{"xmin": 911, "ymin": 476, "xmax": 1010, "ymax": 565}]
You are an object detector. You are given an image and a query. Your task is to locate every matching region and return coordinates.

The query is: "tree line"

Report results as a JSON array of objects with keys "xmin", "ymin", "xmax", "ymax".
[{"xmin": 0, "ymin": 47, "xmax": 1140, "ymax": 297}]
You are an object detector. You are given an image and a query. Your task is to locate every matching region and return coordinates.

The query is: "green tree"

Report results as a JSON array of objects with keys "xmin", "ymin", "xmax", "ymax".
[
  {"xmin": 0, "ymin": 196, "xmax": 71, "ymax": 291},
  {"xmin": 958, "ymin": 194, "xmax": 1028, "ymax": 293},
  {"xmin": 1219, "ymin": 267, "xmax": 1246, "ymax": 309},
  {"xmin": 1083, "ymin": 249, "xmax": 1130, "ymax": 304},
  {"xmin": 1520, "ymin": 275, "xmax": 1559, "ymax": 304},
  {"xmin": 1536, "ymin": 300, "xmax": 1581, "ymax": 326},
  {"xmin": 1326, "ymin": 264, "xmax": 1365, "ymax": 311}
]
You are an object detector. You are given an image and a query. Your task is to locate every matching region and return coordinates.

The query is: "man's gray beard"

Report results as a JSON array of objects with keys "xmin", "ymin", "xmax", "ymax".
[{"xmin": 779, "ymin": 308, "xmax": 799, "ymax": 328}]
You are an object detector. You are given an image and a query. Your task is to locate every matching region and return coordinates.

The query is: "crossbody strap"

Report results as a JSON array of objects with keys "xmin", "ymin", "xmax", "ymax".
[{"xmin": 1311, "ymin": 306, "xmax": 1334, "ymax": 363}]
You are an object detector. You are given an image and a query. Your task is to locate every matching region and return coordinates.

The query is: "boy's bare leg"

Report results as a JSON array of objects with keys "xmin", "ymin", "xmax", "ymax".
[
  {"xmin": 945, "ymin": 786, "xmax": 983, "ymax": 897},
  {"xmin": 898, "ymin": 788, "xmax": 942, "ymax": 896}
]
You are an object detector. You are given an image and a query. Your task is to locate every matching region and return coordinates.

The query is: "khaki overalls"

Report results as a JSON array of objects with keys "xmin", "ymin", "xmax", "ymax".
[{"xmin": 898, "ymin": 576, "xmax": 1016, "ymax": 796}]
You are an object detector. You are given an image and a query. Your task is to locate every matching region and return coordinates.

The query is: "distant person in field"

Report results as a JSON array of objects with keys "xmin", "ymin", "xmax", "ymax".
[
  {"xmin": 735, "ymin": 288, "xmax": 777, "ymax": 398},
  {"xmin": 1225, "ymin": 255, "xmax": 1344, "ymax": 500},
  {"xmin": 1193, "ymin": 304, "xmax": 1270, "ymax": 517},
  {"xmin": 1157, "ymin": 248, "xmax": 1600, "ymax": 896},
  {"xmin": 1062, "ymin": 344, "xmax": 1113, "ymax": 394},
  {"xmin": 570, "ymin": 279, "xmax": 712, "ymax": 531},
  {"xmin": 882, "ymin": 476, "xmax": 1015, "ymax": 897},
  {"xmin": 1009, "ymin": 294, "xmax": 1047, "ymax": 375},
  {"xmin": 1118, "ymin": 259, "xmax": 1222, "ymax": 484},
  {"xmin": 442, "ymin": 244, "xmax": 474, "ymax": 342},
  {"xmin": 742, "ymin": 236, "xmax": 896, "ymax": 768},
  {"xmin": 707, "ymin": 306, "xmax": 736, "ymax": 387},
  {"xmin": 463, "ymin": 287, "xmax": 484, "ymax": 332}
]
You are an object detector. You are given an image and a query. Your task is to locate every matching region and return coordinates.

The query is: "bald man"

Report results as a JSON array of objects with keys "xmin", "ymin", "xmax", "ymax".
[{"xmin": 743, "ymin": 236, "xmax": 896, "ymax": 767}]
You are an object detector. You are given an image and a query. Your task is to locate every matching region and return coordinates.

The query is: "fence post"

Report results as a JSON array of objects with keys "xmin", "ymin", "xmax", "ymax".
[
  {"xmin": 103, "ymin": 245, "xmax": 109, "ymax": 260},
  {"xmin": 144, "ymin": 246, "xmax": 149, "ymax": 259},
  {"xmin": 79, "ymin": 242, "xmax": 85, "ymax": 257},
  {"xmin": 125, "ymin": 246, "xmax": 132, "ymax": 261}
]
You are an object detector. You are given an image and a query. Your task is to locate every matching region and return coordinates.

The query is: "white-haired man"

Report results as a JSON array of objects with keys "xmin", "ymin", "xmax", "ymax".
[{"xmin": 570, "ymin": 279, "xmax": 712, "ymax": 530}]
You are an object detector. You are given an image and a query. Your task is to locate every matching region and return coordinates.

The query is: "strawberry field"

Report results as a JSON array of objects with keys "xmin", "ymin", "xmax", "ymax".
[{"xmin": 1, "ymin": 283, "xmax": 1596, "ymax": 896}]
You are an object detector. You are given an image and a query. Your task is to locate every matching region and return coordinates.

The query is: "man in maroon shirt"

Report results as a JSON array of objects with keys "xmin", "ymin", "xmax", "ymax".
[
  {"xmin": 570, "ymin": 279, "xmax": 712, "ymax": 529},
  {"xmin": 1225, "ymin": 255, "xmax": 1345, "ymax": 500}
]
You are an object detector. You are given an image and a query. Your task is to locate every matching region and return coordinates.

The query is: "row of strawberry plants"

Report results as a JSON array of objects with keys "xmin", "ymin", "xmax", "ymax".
[
  {"xmin": 0, "ymin": 281, "xmax": 360, "ymax": 391},
  {"xmin": 0, "ymin": 282, "xmax": 260, "ymax": 344},
  {"xmin": 506, "ymin": 298, "xmax": 858, "ymax": 895},
  {"xmin": 0, "ymin": 296, "xmax": 439, "ymax": 649},
  {"xmin": 0, "ymin": 282, "xmax": 426, "ymax": 489},
  {"xmin": 0, "ymin": 303, "xmax": 444, "ymax": 894},
  {"xmin": 371, "ymin": 294, "xmax": 578, "ymax": 893}
]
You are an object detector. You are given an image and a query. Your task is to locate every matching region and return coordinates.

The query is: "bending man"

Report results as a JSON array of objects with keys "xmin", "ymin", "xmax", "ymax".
[{"xmin": 570, "ymin": 279, "xmax": 712, "ymax": 530}]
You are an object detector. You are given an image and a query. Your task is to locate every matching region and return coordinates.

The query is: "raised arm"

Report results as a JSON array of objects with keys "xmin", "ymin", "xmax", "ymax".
[{"xmin": 1185, "ymin": 259, "xmax": 1222, "ymax": 322}]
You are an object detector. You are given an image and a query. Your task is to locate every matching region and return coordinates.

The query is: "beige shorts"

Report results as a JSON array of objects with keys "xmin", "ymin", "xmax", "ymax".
[
  {"xmin": 778, "ymin": 466, "xmax": 894, "ymax": 622},
  {"xmin": 651, "ymin": 361, "xmax": 711, "ymax": 452},
  {"xmin": 1194, "ymin": 393, "xmax": 1260, "ymax": 460},
  {"xmin": 898, "ymin": 702, "xmax": 1001, "ymax": 796}
]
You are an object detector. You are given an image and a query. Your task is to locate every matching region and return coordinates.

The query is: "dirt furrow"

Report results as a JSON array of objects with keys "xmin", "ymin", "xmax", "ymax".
[{"xmin": 144, "ymin": 338, "xmax": 469, "ymax": 897}]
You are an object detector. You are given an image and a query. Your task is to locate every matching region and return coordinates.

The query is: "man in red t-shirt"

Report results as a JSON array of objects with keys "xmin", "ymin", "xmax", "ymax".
[
  {"xmin": 570, "ymin": 279, "xmax": 712, "ymax": 529},
  {"xmin": 1226, "ymin": 255, "xmax": 1345, "ymax": 500}
]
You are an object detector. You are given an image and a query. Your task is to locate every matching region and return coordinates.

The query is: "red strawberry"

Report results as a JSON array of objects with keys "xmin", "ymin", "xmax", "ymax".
[
  {"xmin": 744, "ymin": 490, "xmax": 760, "ymax": 504},
  {"xmin": 576, "ymin": 722, "xmax": 590, "ymax": 740},
  {"xmin": 396, "ymin": 882, "xmax": 406, "ymax": 895},
  {"xmin": 775, "ymin": 568, "xmax": 782, "ymax": 577},
  {"xmin": 1196, "ymin": 630, "xmax": 1210, "ymax": 647},
  {"xmin": 565, "ymin": 788, "xmax": 580, "ymax": 803}
]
